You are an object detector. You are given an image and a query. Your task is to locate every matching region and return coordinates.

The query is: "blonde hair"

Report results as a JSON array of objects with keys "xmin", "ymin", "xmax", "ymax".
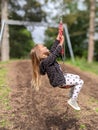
[{"xmin": 30, "ymin": 45, "xmax": 41, "ymax": 91}]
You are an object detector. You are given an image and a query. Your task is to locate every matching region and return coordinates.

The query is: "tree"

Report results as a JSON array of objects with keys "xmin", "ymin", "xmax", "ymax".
[
  {"xmin": 9, "ymin": 0, "xmax": 46, "ymax": 22},
  {"xmin": 1, "ymin": 0, "xmax": 9, "ymax": 61},
  {"xmin": 44, "ymin": 0, "xmax": 89, "ymax": 59},
  {"xmin": 8, "ymin": 0, "xmax": 46, "ymax": 58},
  {"xmin": 9, "ymin": 25, "xmax": 35, "ymax": 58},
  {"xmin": 88, "ymin": 0, "xmax": 96, "ymax": 63},
  {"xmin": 1, "ymin": 0, "xmax": 46, "ymax": 59}
]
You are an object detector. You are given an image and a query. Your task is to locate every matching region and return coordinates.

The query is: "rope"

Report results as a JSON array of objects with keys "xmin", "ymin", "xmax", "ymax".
[
  {"xmin": 58, "ymin": 19, "xmax": 63, "ymax": 43},
  {"xmin": 58, "ymin": 19, "xmax": 64, "ymax": 61}
]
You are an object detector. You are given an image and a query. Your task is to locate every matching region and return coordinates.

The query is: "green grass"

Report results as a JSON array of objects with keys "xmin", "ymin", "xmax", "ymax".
[
  {"xmin": 0, "ymin": 119, "xmax": 10, "ymax": 128},
  {"xmin": 0, "ymin": 62, "xmax": 11, "ymax": 128},
  {"xmin": 88, "ymin": 97, "xmax": 98, "ymax": 103},
  {"xmin": 95, "ymin": 108, "xmax": 98, "ymax": 112},
  {"xmin": 67, "ymin": 58, "xmax": 98, "ymax": 75},
  {"xmin": 79, "ymin": 124, "xmax": 86, "ymax": 129}
]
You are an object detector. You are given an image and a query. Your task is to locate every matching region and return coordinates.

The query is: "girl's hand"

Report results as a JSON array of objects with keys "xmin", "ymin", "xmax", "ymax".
[
  {"xmin": 59, "ymin": 35, "xmax": 64, "ymax": 46},
  {"xmin": 56, "ymin": 34, "xmax": 60, "ymax": 41}
]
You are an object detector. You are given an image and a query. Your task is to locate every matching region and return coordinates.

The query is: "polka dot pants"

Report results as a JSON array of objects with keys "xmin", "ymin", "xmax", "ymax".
[{"xmin": 64, "ymin": 73, "xmax": 84, "ymax": 99}]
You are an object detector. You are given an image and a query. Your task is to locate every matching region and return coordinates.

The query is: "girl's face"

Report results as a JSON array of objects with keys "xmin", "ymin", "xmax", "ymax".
[{"xmin": 38, "ymin": 45, "xmax": 50, "ymax": 59}]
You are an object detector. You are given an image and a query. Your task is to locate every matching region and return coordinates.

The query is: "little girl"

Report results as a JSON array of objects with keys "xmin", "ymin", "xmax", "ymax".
[{"xmin": 30, "ymin": 34, "xmax": 84, "ymax": 111}]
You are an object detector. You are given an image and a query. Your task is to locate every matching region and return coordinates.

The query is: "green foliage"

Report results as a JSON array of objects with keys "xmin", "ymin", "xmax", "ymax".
[
  {"xmin": 67, "ymin": 57, "xmax": 98, "ymax": 75},
  {"xmin": 23, "ymin": 0, "xmax": 46, "ymax": 22},
  {"xmin": 45, "ymin": 11, "xmax": 89, "ymax": 59},
  {"xmin": 44, "ymin": 0, "xmax": 98, "ymax": 61},
  {"xmin": 44, "ymin": 0, "xmax": 90, "ymax": 60},
  {"xmin": 65, "ymin": 0, "xmax": 78, "ymax": 14},
  {"xmin": 8, "ymin": 0, "xmax": 46, "ymax": 59},
  {"xmin": 9, "ymin": 0, "xmax": 46, "ymax": 22},
  {"xmin": 9, "ymin": 25, "xmax": 34, "ymax": 58},
  {"xmin": 63, "ymin": 10, "xmax": 89, "ymax": 58},
  {"xmin": 44, "ymin": 27, "xmax": 58, "ymax": 49},
  {"xmin": 1, "ymin": 0, "xmax": 98, "ymax": 61}
]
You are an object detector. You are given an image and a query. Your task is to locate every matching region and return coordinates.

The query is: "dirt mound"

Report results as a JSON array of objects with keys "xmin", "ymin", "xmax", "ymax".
[{"xmin": 6, "ymin": 60, "xmax": 98, "ymax": 130}]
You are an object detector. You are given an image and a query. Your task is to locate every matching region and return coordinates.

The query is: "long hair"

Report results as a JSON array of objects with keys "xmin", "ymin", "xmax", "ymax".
[{"xmin": 30, "ymin": 45, "xmax": 41, "ymax": 91}]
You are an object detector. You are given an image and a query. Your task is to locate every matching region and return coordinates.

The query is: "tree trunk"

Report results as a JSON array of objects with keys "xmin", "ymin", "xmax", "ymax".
[
  {"xmin": 1, "ymin": 0, "xmax": 9, "ymax": 61},
  {"xmin": 87, "ymin": 0, "xmax": 95, "ymax": 63}
]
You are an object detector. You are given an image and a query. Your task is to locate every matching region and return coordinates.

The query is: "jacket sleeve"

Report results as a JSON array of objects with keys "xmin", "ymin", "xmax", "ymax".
[
  {"xmin": 42, "ymin": 45, "xmax": 62, "ymax": 66},
  {"xmin": 50, "ymin": 39, "xmax": 60, "ymax": 53}
]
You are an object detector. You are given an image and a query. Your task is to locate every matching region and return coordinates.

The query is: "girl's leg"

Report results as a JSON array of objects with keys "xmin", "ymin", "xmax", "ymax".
[
  {"xmin": 64, "ymin": 73, "xmax": 84, "ymax": 110},
  {"xmin": 65, "ymin": 73, "xmax": 80, "ymax": 98},
  {"xmin": 64, "ymin": 73, "xmax": 84, "ymax": 99},
  {"xmin": 71, "ymin": 79, "xmax": 84, "ymax": 99}
]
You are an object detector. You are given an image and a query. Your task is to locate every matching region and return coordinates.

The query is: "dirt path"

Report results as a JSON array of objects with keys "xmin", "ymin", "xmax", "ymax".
[{"xmin": 6, "ymin": 60, "xmax": 98, "ymax": 130}]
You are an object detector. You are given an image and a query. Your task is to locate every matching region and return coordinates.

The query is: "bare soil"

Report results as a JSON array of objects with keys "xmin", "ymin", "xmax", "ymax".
[{"xmin": 1, "ymin": 60, "xmax": 98, "ymax": 130}]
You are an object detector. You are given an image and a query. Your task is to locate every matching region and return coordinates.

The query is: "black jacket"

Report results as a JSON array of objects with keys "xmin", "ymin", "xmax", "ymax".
[{"xmin": 40, "ymin": 40, "xmax": 66, "ymax": 87}]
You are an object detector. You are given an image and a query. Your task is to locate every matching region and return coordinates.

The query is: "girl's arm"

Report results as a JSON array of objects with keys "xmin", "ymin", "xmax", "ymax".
[
  {"xmin": 50, "ymin": 34, "xmax": 60, "ymax": 53},
  {"xmin": 43, "ymin": 36, "xmax": 64, "ymax": 66},
  {"xmin": 43, "ymin": 45, "xmax": 62, "ymax": 66}
]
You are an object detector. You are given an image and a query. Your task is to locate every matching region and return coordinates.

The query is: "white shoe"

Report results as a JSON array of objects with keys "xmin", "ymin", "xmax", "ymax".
[{"xmin": 68, "ymin": 98, "xmax": 80, "ymax": 110}]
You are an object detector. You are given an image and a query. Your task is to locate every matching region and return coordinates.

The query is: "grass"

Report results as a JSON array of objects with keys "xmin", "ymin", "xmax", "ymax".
[
  {"xmin": 0, "ymin": 62, "xmax": 11, "ymax": 128},
  {"xmin": 66, "ymin": 57, "xmax": 98, "ymax": 75},
  {"xmin": 95, "ymin": 108, "xmax": 98, "ymax": 113},
  {"xmin": 88, "ymin": 97, "xmax": 98, "ymax": 103},
  {"xmin": 79, "ymin": 124, "xmax": 86, "ymax": 129}
]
